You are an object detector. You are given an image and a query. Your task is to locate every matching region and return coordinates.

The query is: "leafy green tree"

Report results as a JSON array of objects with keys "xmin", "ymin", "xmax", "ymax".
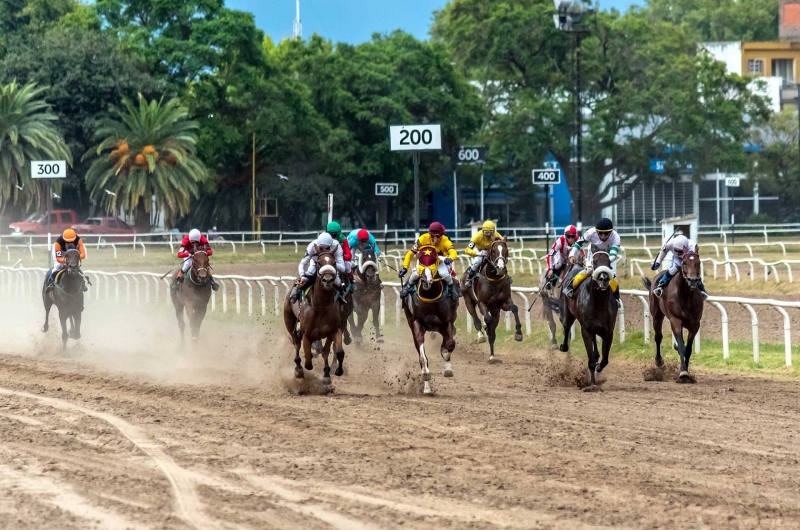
[
  {"xmin": 0, "ymin": 80, "xmax": 72, "ymax": 210},
  {"xmin": 84, "ymin": 95, "xmax": 209, "ymax": 230},
  {"xmin": 646, "ymin": 0, "xmax": 779, "ymax": 43},
  {"xmin": 749, "ymin": 110, "xmax": 800, "ymax": 220}
]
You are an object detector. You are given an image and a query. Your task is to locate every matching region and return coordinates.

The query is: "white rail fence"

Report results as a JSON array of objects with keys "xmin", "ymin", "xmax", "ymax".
[{"xmin": 2, "ymin": 265, "xmax": 797, "ymax": 368}]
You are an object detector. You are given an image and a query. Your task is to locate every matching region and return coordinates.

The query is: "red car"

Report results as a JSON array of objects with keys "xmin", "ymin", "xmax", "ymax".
[
  {"xmin": 9, "ymin": 209, "xmax": 79, "ymax": 237},
  {"xmin": 72, "ymin": 217, "xmax": 138, "ymax": 243}
]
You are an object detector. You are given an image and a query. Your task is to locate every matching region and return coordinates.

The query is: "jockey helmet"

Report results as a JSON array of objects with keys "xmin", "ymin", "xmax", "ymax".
[
  {"xmin": 317, "ymin": 232, "xmax": 334, "ymax": 250},
  {"xmin": 564, "ymin": 225, "xmax": 578, "ymax": 238},
  {"xmin": 428, "ymin": 222, "xmax": 446, "ymax": 235},
  {"xmin": 62, "ymin": 229, "xmax": 77, "ymax": 242},
  {"xmin": 357, "ymin": 229, "xmax": 369, "ymax": 241},
  {"xmin": 326, "ymin": 221, "xmax": 341, "ymax": 236},
  {"xmin": 189, "ymin": 229, "xmax": 202, "ymax": 242},
  {"xmin": 672, "ymin": 235, "xmax": 689, "ymax": 256},
  {"xmin": 481, "ymin": 220, "xmax": 495, "ymax": 231},
  {"xmin": 595, "ymin": 218, "xmax": 614, "ymax": 233}
]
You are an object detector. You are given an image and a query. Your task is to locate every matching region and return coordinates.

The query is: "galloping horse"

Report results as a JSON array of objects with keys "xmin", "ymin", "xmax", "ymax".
[
  {"xmin": 284, "ymin": 251, "xmax": 345, "ymax": 385},
  {"xmin": 643, "ymin": 251, "xmax": 704, "ymax": 383},
  {"xmin": 171, "ymin": 251, "xmax": 213, "ymax": 343},
  {"xmin": 559, "ymin": 251, "xmax": 619, "ymax": 390},
  {"xmin": 348, "ymin": 247, "xmax": 383, "ymax": 344},
  {"xmin": 402, "ymin": 245, "xmax": 459, "ymax": 394},
  {"xmin": 41, "ymin": 248, "xmax": 84, "ymax": 349},
  {"xmin": 460, "ymin": 238, "xmax": 522, "ymax": 362},
  {"xmin": 538, "ymin": 251, "xmax": 585, "ymax": 346}
]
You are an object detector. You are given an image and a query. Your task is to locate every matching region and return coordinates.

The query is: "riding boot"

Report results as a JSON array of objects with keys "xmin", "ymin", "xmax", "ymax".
[
  {"xmin": 653, "ymin": 272, "xmax": 672, "ymax": 298},
  {"xmin": 562, "ymin": 282, "xmax": 575, "ymax": 299},
  {"xmin": 172, "ymin": 271, "xmax": 184, "ymax": 291},
  {"xmin": 447, "ymin": 281, "xmax": 460, "ymax": 301},
  {"xmin": 463, "ymin": 267, "xmax": 478, "ymax": 288},
  {"xmin": 399, "ymin": 281, "xmax": 417, "ymax": 300},
  {"xmin": 614, "ymin": 287, "xmax": 621, "ymax": 307},
  {"xmin": 210, "ymin": 275, "xmax": 220, "ymax": 292},
  {"xmin": 697, "ymin": 279, "xmax": 709, "ymax": 300},
  {"xmin": 45, "ymin": 273, "xmax": 55, "ymax": 293},
  {"xmin": 335, "ymin": 285, "xmax": 348, "ymax": 303}
]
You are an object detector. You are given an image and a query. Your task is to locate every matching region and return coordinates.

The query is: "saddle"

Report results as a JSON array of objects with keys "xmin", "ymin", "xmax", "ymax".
[{"xmin": 563, "ymin": 264, "xmax": 585, "ymax": 290}]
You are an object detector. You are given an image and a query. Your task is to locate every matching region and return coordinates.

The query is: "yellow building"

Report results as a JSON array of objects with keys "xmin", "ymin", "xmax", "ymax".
[{"xmin": 741, "ymin": 42, "xmax": 800, "ymax": 84}]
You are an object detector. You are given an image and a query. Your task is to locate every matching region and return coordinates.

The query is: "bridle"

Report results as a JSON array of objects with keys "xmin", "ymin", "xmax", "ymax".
[
  {"xmin": 680, "ymin": 251, "xmax": 701, "ymax": 284},
  {"xmin": 589, "ymin": 251, "xmax": 613, "ymax": 289},
  {"xmin": 189, "ymin": 250, "xmax": 211, "ymax": 285},
  {"xmin": 485, "ymin": 240, "xmax": 508, "ymax": 281}
]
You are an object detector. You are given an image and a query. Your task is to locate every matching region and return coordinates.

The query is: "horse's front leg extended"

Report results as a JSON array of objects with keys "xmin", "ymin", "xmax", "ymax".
[
  {"xmin": 190, "ymin": 299, "xmax": 208, "ymax": 342},
  {"xmin": 505, "ymin": 301, "xmax": 523, "ymax": 342},
  {"xmin": 372, "ymin": 300, "xmax": 383, "ymax": 342},
  {"xmin": 412, "ymin": 321, "xmax": 432, "ymax": 394},
  {"xmin": 42, "ymin": 297, "xmax": 52, "ymax": 333},
  {"xmin": 672, "ymin": 319, "xmax": 695, "ymax": 383},
  {"xmin": 58, "ymin": 310, "xmax": 69, "ymax": 350},
  {"xmin": 487, "ymin": 310, "xmax": 502, "ymax": 364},
  {"xmin": 559, "ymin": 310, "xmax": 576, "ymax": 353},
  {"xmin": 322, "ymin": 337, "xmax": 332, "ymax": 385},
  {"xmin": 333, "ymin": 329, "xmax": 345, "ymax": 377},
  {"xmin": 440, "ymin": 322, "xmax": 456, "ymax": 377},
  {"xmin": 580, "ymin": 327, "xmax": 598, "ymax": 388},
  {"xmin": 302, "ymin": 335, "xmax": 314, "ymax": 372},
  {"xmin": 464, "ymin": 296, "xmax": 484, "ymax": 343},
  {"xmin": 70, "ymin": 313, "xmax": 82, "ymax": 340}
]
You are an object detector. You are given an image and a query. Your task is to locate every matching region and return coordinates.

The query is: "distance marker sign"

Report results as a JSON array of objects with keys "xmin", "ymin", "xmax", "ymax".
[
  {"xmin": 532, "ymin": 169, "xmax": 561, "ymax": 185},
  {"xmin": 389, "ymin": 125, "xmax": 441, "ymax": 151},
  {"xmin": 31, "ymin": 160, "xmax": 67, "ymax": 179},
  {"xmin": 375, "ymin": 183, "xmax": 399, "ymax": 196}
]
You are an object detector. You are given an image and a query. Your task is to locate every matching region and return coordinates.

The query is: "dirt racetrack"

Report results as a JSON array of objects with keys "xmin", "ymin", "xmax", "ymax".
[{"xmin": 0, "ymin": 297, "xmax": 799, "ymax": 529}]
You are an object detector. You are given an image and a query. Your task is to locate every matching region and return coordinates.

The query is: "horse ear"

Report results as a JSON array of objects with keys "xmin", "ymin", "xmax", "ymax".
[{"xmin": 502, "ymin": 235, "xmax": 508, "ymax": 242}]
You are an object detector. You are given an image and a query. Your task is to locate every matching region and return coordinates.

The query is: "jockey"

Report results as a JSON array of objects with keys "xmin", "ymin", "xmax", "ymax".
[
  {"xmin": 398, "ymin": 221, "xmax": 459, "ymax": 301},
  {"xmin": 544, "ymin": 225, "xmax": 578, "ymax": 289},
  {"xmin": 562, "ymin": 218, "xmax": 622, "ymax": 305},
  {"xmin": 651, "ymin": 235, "xmax": 709, "ymax": 300},
  {"xmin": 46, "ymin": 228, "xmax": 88, "ymax": 292},
  {"xmin": 464, "ymin": 220, "xmax": 503, "ymax": 288},
  {"xmin": 327, "ymin": 221, "xmax": 355, "ymax": 293},
  {"xmin": 175, "ymin": 229, "xmax": 219, "ymax": 291},
  {"xmin": 346, "ymin": 228, "xmax": 381, "ymax": 258},
  {"xmin": 290, "ymin": 232, "xmax": 346, "ymax": 303}
]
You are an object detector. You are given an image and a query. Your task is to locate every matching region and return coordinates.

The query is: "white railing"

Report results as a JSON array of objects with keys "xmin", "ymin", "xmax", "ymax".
[
  {"xmin": 2, "ymin": 266, "xmax": 796, "ymax": 367},
  {"xmin": 628, "ymin": 257, "xmax": 800, "ymax": 283}
]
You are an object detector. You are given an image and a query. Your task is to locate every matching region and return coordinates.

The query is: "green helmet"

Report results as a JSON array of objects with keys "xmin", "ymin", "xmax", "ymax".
[{"xmin": 326, "ymin": 221, "xmax": 342, "ymax": 240}]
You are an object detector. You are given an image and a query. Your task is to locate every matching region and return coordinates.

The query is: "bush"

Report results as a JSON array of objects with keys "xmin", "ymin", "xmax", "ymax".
[{"xmin": 747, "ymin": 213, "xmax": 775, "ymax": 224}]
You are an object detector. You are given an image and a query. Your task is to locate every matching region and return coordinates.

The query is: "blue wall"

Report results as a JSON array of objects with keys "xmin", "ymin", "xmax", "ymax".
[{"xmin": 541, "ymin": 154, "xmax": 573, "ymax": 228}]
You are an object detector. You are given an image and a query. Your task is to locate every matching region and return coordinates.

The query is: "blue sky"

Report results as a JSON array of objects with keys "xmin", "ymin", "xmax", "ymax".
[{"xmin": 226, "ymin": 0, "xmax": 642, "ymax": 45}]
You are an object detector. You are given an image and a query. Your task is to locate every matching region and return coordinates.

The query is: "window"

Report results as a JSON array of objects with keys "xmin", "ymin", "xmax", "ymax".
[
  {"xmin": 48, "ymin": 214, "xmax": 58, "ymax": 223},
  {"xmin": 59, "ymin": 213, "xmax": 71, "ymax": 223},
  {"xmin": 748, "ymin": 59, "xmax": 764, "ymax": 75},
  {"xmin": 772, "ymin": 59, "xmax": 794, "ymax": 85},
  {"xmin": 85, "ymin": 219, "xmax": 102, "ymax": 225}
]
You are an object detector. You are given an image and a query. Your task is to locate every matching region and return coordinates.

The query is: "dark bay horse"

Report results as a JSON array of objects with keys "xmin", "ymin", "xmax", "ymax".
[
  {"xmin": 284, "ymin": 251, "xmax": 345, "ymax": 385},
  {"xmin": 41, "ymin": 248, "xmax": 84, "ymax": 349},
  {"xmin": 402, "ymin": 246, "xmax": 459, "ymax": 394},
  {"xmin": 643, "ymin": 251, "xmax": 704, "ymax": 383},
  {"xmin": 460, "ymin": 238, "xmax": 522, "ymax": 363},
  {"xmin": 349, "ymin": 247, "xmax": 383, "ymax": 344},
  {"xmin": 171, "ymin": 251, "xmax": 213, "ymax": 343},
  {"xmin": 559, "ymin": 251, "xmax": 618, "ymax": 390}
]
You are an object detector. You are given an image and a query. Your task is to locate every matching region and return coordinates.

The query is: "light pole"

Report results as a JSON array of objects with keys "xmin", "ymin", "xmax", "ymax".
[{"xmin": 554, "ymin": 1, "xmax": 594, "ymax": 226}]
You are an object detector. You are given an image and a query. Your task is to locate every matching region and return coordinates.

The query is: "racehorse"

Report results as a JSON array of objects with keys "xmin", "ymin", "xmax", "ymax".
[
  {"xmin": 348, "ymin": 247, "xmax": 383, "ymax": 344},
  {"xmin": 538, "ymin": 251, "xmax": 585, "ymax": 346},
  {"xmin": 460, "ymin": 238, "xmax": 522, "ymax": 362},
  {"xmin": 41, "ymin": 248, "xmax": 84, "ymax": 349},
  {"xmin": 402, "ymin": 246, "xmax": 459, "ymax": 394},
  {"xmin": 643, "ymin": 251, "xmax": 704, "ymax": 383},
  {"xmin": 284, "ymin": 251, "xmax": 345, "ymax": 385},
  {"xmin": 559, "ymin": 251, "xmax": 618, "ymax": 390},
  {"xmin": 171, "ymin": 251, "xmax": 213, "ymax": 343}
]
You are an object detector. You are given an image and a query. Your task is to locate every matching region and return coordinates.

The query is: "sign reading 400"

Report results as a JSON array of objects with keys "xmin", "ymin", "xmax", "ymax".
[
  {"xmin": 532, "ymin": 169, "xmax": 561, "ymax": 185},
  {"xmin": 389, "ymin": 125, "xmax": 442, "ymax": 151},
  {"xmin": 31, "ymin": 160, "xmax": 67, "ymax": 179}
]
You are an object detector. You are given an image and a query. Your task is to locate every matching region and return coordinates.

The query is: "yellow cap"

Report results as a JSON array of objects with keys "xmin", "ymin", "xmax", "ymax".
[{"xmin": 481, "ymin": 220, "xmax": 495, "ymax": 231}]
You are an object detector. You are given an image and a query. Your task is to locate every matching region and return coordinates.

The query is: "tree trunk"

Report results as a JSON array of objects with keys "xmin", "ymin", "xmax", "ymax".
[{"xmin": 134, "ymin": 197, "xmax": 150, "ymax": 233}]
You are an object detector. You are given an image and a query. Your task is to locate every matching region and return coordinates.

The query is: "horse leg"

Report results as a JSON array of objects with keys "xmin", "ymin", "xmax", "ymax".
[
  {"xmin": 293, "ymin": 329, "xmax": 304, "ymax": 379},
  {"xmin": 673, "ymin": 320, "xmax": 696, "ymax": 383},
  {"xmin": 487, "ymin": 310, "xmax": 502, "ymax": 364},
  {"xmin": 42, "ymin": 296, "xmax": 52, "ymax": 333},
  {"xmin": 559, "ymin": 311, "xmax": 576, "ymax": 353},
  {"xmin": 543, "ymin": 305, "xmax": 557, "ymax": 345},
  {"xmin": 173, "ymin": 299, "xmax": 186, "ymax": 343},
  {"xmin": 412, "ymin": 321, "xmax": 432, "ymax": 394},
  {"xmin": 322, "ymin": 337, "xmax": 333, "ymax": 385},
  {"xmin": 580, "ymin": 327, "xmax": 599, "ymax": 389},
  {"xmin": 341, "ymin": 304, "xmax": 352, "ymax": 346},
  {"xmin": 504, "ymin": 301, "xmax": 523, "ymax": 342},
  {"xmin": 334, "ymin": 329, "xmax": 345, "ymax": 377},
  {"xmin": 58, "ymin": 310, "xmax": 69, "ymax": 350},
  {"xmin": 70, "ymin": 313, "xmax": 82, "ymax": 341},
  {"xmin": 348, "ymin": 309, "xmax": 361, "ymax": 344},
  {"xmin": 683, "ymin": 323, "xmax": 699, "ymax": 381},
  {"xmin": 464, "ymin": 297, "xmax": 484, "ymax": 343},
  {"xmin": 190, "ymin": 301, "xmax": 208, "ymax": 342},
  {"xmin": 441, "ymin": 322, "xmax": 456, "ymax": 378},
  {"xmin": 597, "ymin": 333, "xmax": 611, "ymax": 373},
  {"xmin": 652, "ymin": 307, "xmax": 665, "ymax": 368},
  {"xmin": 372, "ymin": 300, "xmax": 383, "ymax": 342},
  {"xmin": 302, "ymin": 335, "xmax": 314, "ymax": 372}
]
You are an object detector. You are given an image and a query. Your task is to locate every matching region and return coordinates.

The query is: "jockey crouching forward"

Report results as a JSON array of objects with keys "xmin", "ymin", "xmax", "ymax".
[
  {"xmin": 398, "ymin": 222, "xmax": 459, "ymax": 301},
  {"xmin": 327, "ymin": 221, "xmax": 355, "ymax": 295},
  {"xmin": 290, "ymin": 232, "xmax": 347, "ymax": 303},
  {"xmin": 464, "ymin": 220, "xmax": 503, "ymax": 288},
  {"xmin": 651, "ymin": 235, "xmax": 708, "ymax": 300},
  {"xmin": 347, "ymin": 228, "xmax": 381, "ymax": 258},
  {"xmin": 562, "ymin": 218, "xmax": 622, "ymax": 306},
  {"xmin": 46, "ymin": 229, "xmax": 88, "ymax": 292},
  {"xmin": 544, "ymin": 225, "xmax": 578, "ymax": 289},
  {"xmin": 174, "ymin": 228, "xmax": 219, "ymax": 291}
]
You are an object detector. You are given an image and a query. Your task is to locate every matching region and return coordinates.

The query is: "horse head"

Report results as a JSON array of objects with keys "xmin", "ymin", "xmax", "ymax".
[
  {"xmin": 358, "ymin": 248, "xmax": 380, "ymax": 285},
  {"xmin": 417, "ymin": 245, "xmax": 439, "ymax": 290},
  {"xmin": 489, "ymin": 237, "xmax": 509, "ymax": 275},
  {"xmin": 192, "ymin": 251, "xmax": 211, "ymax": 281},
  {"xmin": 681, "ymin": 251, "xmax": 701, "ymax": 291},
  {"xmin": 317, "ymin": 251, "xmax": 338, "ymax": 291},
  {"xmin": 590, "ymin": 251, "xmax": 613, "ymax": 291},
  {"xmin": 64, "ymin": 248, "xmax": 81, "ymax": 274}
]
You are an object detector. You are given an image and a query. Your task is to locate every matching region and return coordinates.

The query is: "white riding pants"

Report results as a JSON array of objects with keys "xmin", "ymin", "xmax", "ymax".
[
  {"xmin": 470, "ymin": 251, "xmax": 486, "ymax": 272},
  {"xmin": 408, "ymin": 263, "xmax": 453, "ymax": 285},
  {"xmin": 181, "ymin": 257, "xmax": 192, "ymax": 274}
]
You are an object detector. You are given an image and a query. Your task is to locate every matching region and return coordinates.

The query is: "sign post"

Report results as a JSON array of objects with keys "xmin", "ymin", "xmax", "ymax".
[
  {"xmin": 453, "ymin": 146, "xmax": 487, "ymax": 234},
  {"xmin": 327, "ymin": 193, "xmax": 333, "ymax": 225},
  {"xmin": 31, "ymin": 160, "xmax": 67, "ymax": 266},
  {"xmin": 726, "ymin": 176, "xmax": 740, "ymax": 244},
  {"xmin": 390, "ymin": 124, "xmax": 442, "ymax": 235},
  {"xmin": 533, "ymin": 168, "xmax": 562, "ymax": 249}
]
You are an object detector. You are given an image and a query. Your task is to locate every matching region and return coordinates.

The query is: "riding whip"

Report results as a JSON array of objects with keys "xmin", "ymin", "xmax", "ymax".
[{"xmin": 159, "ymin": 257, "xmax": 191, "ymax": 281}]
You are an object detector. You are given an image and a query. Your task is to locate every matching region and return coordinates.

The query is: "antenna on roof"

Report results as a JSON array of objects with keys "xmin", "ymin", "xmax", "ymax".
[{"xmin": 292, "ymin": 0, "xmax": 302, "ymax": 40}]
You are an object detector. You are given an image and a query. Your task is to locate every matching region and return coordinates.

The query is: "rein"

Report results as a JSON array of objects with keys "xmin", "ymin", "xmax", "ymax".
[
  {"xmin": 188, "ymin": 251, "xmax": 211, "ymax": 286},
  {"xmin": 483, "ymin": 241, "xmax": 508, "ymax": 282}
]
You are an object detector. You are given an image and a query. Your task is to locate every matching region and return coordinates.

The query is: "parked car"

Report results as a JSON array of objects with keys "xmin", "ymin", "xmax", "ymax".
[
  {"xmin": 72, "ymin": 217, "xmax": 137, "ymax": 243},
  {"xmin": 9, "ymin": 210, "xmax": 79, "ymax": 237}
]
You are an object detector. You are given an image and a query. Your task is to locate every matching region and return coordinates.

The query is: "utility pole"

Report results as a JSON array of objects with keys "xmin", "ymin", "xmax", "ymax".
[{"xmin": 293, "ymin": 0, "xmax": 302, "ymax": 40}]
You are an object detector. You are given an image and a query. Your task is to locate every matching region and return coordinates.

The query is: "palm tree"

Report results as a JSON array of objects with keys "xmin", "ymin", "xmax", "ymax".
[
  {"xmin": 84, "ymin": 95, "xmax": 210, "ymax": 230},
  {"xmin": 0, "ymin": 80, "xmax": 72, "ymax": 209}
]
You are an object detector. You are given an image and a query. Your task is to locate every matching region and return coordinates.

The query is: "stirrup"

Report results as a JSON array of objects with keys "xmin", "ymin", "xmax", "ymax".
[
  {"xmin": 653, "ymin": 287, "xmax": 664, "ymax": 298},
  {"xmin": 700, "ymin": 291, "xmax": 709, "ymax": 300}
]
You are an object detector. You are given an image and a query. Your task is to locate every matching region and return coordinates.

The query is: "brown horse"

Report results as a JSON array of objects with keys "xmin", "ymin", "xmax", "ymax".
[
  {"xmin": 402, "ymin": 246, "xmax": 459, "ymax": 395},
  {"xmin": 284, "ymin": 251, "xmax": 344, "ymax": 385},
  {"xmin": 348, "ymin": 247, "xmax": 383, "ymax": 344},
  {"xmin": 171, "ymin": 251, "xmax": 213, "ymax": 343},
  {"xmin": 643, "ymin": 251, "xmax": 704, "ymax": 383},
  {"xmin": 559, "ymin": 251, "xmax": 618, "ymax": 390},
  {"xmin": 460, "ymin": 238, "xmax": 522, "ymax": 363}
]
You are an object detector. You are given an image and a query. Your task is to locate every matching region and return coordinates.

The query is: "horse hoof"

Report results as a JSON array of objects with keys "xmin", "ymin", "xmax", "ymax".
[
  {"xmin": 41, "ymin": 326, "xmax": 48, "ymax": 333},
  {"xmin": 423, "ymin": 381, "xmax": 433, "ymax": 395},
  {"xmin": 322, "ymin": 376, "xmax": 332, "ymax": 385},
  {"xmin": 294, "ymin": 367, "xmax": 304, "ymax": 379},
  {"xmin": 477, "ymin": 335, "xmax": 486, "ymax": 344},
  {"xmin": 488, "ymin": 356, "xmax": 501, "ymax": 365},
  {"xmin": 335, "ymin": 367, "xmax": 344, "ymax": 377},
  {"xmin": 583, "ymin": 385, "xmax": 604, "ymax": 393},
  {"xmin": 596, "ymin": 364, "xmax": 607, "ymax": 374},
  {"xmin": 655, "ymin": 356, "xmax": 665, "ymax": 368},
  {"xmin": 343, "ymin": 335, "xmax": 352, "ymax": 346},
  {"xmin": 514, "ymin": 334, "xmax": 523, "ymax": 342},
  {"xmin": 443, "ymin": 368, "xmax": 454, "ymax": 378},
  {"xmin": 312, "ymin": 352, "xmax": 320, "ymax": 359},
  {"xmin": 376, "ymin": 337, "xmax": 384, "ymax": 343},
  {"xmin": 677, "ymin": 372, "xmax": 696, "ymax": 384},
  {"xmin": 305, "ymin": 362, "xmax": 313, "ymax": 371},
  {"xmin": 559, "ymin": 344, "xmax": 569, "ymax": 353}
]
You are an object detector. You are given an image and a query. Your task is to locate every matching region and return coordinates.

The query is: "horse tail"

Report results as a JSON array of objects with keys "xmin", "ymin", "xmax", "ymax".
[{"xmin": 642, "ymin": 276, "xmax": 652, "ymax": 291}]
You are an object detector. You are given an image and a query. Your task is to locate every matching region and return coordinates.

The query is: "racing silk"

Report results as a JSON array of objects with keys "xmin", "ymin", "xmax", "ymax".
[
  {"xmin": 656, "ymin": 238, "xmax": 698, "ymax": 265},
  {"xmin": 570, "ymin": 228, "xmax": 621, "ymax": 263},
  {"xmin": 403, "ymin": 233, "xmax": 457, "ymax": 270},
  {"xmin": 298, "ymin": 240, "xmax": 346, "ymax": 276},
  {"xmin": 465, "ymin": 230, "xmax": 503, "ymax": 257},
  {"xmin": 546, "ymin": 236, "xmax": 571, "ymax": 270},
  {"xmin": 346, "ymin": 229, "xmax": 381, "ymax": 257},
  {"xmin": 177, "ymin": 235, "xmax": 213, "ymax": 258},
  {"xmin": 54, "ymin": 236, "xmax": 87, "ymax": 263}
]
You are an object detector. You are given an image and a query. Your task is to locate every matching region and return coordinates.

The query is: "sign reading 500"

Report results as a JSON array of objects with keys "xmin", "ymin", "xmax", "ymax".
[
  {"xmin": 31, "ymin": 160, "xmax": 67, "ymax": 179},
  {"xmin": 389, "ymin": 125, "xmax": 442, "ymax": 151}
]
